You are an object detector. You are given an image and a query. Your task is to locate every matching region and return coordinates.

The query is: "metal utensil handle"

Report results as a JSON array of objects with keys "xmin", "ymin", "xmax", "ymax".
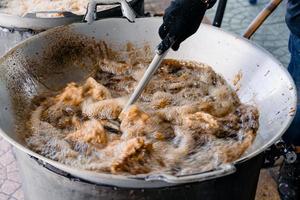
[
  {"xmin": 124, "ymin": 49, "xmax": 170, "ymax": 109},
  {"xmin": 85, "ymin": 0, "xmax": 136, "ymax": 24},
  {"xmin": 24, "ymin": 11, "xmax": 79, "ymax": 18},
  {"xmin": 145, "ymin": 164, "xmax": 236, "ymax": 184},
  {"xmin": 212, "ymin": 0, "xmax": 228, "ymax": 27},
  {"xmin": 243, "ymin": 0, "xmax": 283, "ymax": 39},
  {"xmin": 124, "ymin": 35, "xmax": 175, "ymax": 109}
]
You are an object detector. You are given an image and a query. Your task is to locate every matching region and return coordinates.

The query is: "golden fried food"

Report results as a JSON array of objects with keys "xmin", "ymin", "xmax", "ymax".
[{"xmin": 26, "ymin": 59, "xmax": 259, "ymax": 175}]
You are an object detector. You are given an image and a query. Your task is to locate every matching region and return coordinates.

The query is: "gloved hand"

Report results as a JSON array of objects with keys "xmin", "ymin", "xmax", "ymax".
[{"xmin": 158, "ymin": 0, "xmax": 216, "ymax": 52}]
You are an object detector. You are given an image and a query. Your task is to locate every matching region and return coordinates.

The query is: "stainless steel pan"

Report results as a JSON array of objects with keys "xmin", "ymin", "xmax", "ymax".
[{"xmin": 0, "ymin": 17, "xmax": 296, "ymax": 188}]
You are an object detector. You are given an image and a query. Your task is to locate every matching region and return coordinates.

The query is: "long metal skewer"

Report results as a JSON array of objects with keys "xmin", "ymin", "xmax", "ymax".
[
  {"xmin": 124, "ymin": 35, "xmax": 175, "ymax": 110},
  {"xmin": 124, "ymin": 49, "xmax": 170, "ymax": 110}
]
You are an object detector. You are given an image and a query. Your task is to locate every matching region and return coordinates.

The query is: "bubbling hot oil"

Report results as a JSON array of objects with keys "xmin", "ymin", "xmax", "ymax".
[{"xmin": 25, "ymin": 59, "xmax": 259, "ymax": 175}]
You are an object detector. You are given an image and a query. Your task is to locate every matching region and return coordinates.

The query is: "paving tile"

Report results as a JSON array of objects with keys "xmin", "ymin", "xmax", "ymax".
[
  {"xmin": 206, "ymin": 0, "xmax": 290, "ymax": 67},
  {"xmin": 7, "ymin": 172, "xmax": 21, "ymax": 184},
  {"xmin": 0, "ymin": 179, "xmax": 4, "ymax": 187},
  {"xmin": 0, "ymin": 166, "xmax": 6, "ymax": 180},
  {"xmin": 0, "ymin": 181, "xmax": 20, "ymax": 196},
  {"xmin": 0, "ymin": 151, "xmax": 15, "ymax": 167},
  {"xmin": 0, "ymin": 193, "xmax": 9, "ymax": 200},
  {"xmin": 12, "ymin": 188, "xmax": 24, "ymax": 200},
  {"xmin": 6, "ymin": 162, "xmax": 18, "ymax": 174},
  {"xmin": 0, "ymin": 140, "xmax": 11, "ymax": 157}
]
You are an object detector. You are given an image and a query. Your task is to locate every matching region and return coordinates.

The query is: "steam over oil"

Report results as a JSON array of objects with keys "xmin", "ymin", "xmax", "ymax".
[{"xmin": 26, "ymin": 59, "xmax": 259, "ymax": 175}]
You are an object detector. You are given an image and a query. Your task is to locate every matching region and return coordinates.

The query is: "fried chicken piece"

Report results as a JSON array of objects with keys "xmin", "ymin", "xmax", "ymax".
[
  {"xmin": 40, "ymin": 83, "xmax": 82, "ymax": 128},
  {"xmin": 182, "ymin": 112, "xmax": 219, "ymax": 135},
  {"xmin": 65, "ymin": 119, "xmax": 107, "ymax": 146},
  {"xmin": 99, "ymin": 59, "xmax": 133, "ymax": 75},
  {"xmin": 120, "ymin": 105, "xmax": 161, "ymax": 140},
  {"xmin": 159, "ymin": 104, "xmax": 199, "ymax": 125},
  {"xmin": 168, "ymin": 82, "xmax": 189, "ymax": 91},
  {"xmin": 208, "ymin": 85, "xmax": 240, "ymax": 117},
  {"xmin": 40, "ymin": 78, "xmax": 111, "ymax": 127},
  {"xmin": 82, "ymin": 97, "xmax": 126, "ymax": 119},
  {"xmin": 55, "ymin": 82, "xmax": 83, "ymax": 106},
  {"xmin": 82, "ymin": 77, "xmax": 111, "ymax": 101},
  {"xmin": 110, "ymin": 137, "xmax": 154, "ymax": 174}
]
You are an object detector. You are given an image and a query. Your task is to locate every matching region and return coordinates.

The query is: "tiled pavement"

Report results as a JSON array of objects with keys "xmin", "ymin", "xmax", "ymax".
[
  {"xmin": 0, "ymin": 137, "xmax": 24, "ymax": 200},
  {"xmin": 0, "ymin": 0, "xmax": 291, "ymax": 199},
  {"xmin": 206, "ymin": 0, "xmax": 291, "ymax": 67}
]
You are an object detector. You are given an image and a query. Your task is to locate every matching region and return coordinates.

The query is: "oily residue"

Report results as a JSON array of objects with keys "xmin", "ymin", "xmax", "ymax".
[
  {"xmin": 264, "ymin": 70, "xmax": 270, "ymax": 77},
  {"xmin": 233, "ymin": 70, "xmax": 243, "ymax": 86},
  {"xmin": 233, "ymin": 70, "xmax": 243, "ymax": 92},
  {"xmin": 289, "ymin": 107, "xmax": 296, "ymax": 116}
]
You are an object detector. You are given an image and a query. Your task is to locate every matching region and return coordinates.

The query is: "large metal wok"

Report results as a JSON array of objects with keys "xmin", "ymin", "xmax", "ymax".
[{"xmin": 0, "ymin": 17, "xmax": 296, "ymax": 188}]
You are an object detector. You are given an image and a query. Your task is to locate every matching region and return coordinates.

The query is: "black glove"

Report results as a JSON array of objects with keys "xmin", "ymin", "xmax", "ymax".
[{"xmin": 158, "ymin": 0, "xmax": 216, "ymax": 52}]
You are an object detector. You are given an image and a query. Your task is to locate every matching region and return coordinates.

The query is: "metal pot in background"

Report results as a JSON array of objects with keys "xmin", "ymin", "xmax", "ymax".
[
  {"xmin": 0, "ymin": 0, "xmax": 144, "ymax": 57},
  {"xmin": 0, "ymin": 27, "xmax": 34, "ymax": 57}
]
